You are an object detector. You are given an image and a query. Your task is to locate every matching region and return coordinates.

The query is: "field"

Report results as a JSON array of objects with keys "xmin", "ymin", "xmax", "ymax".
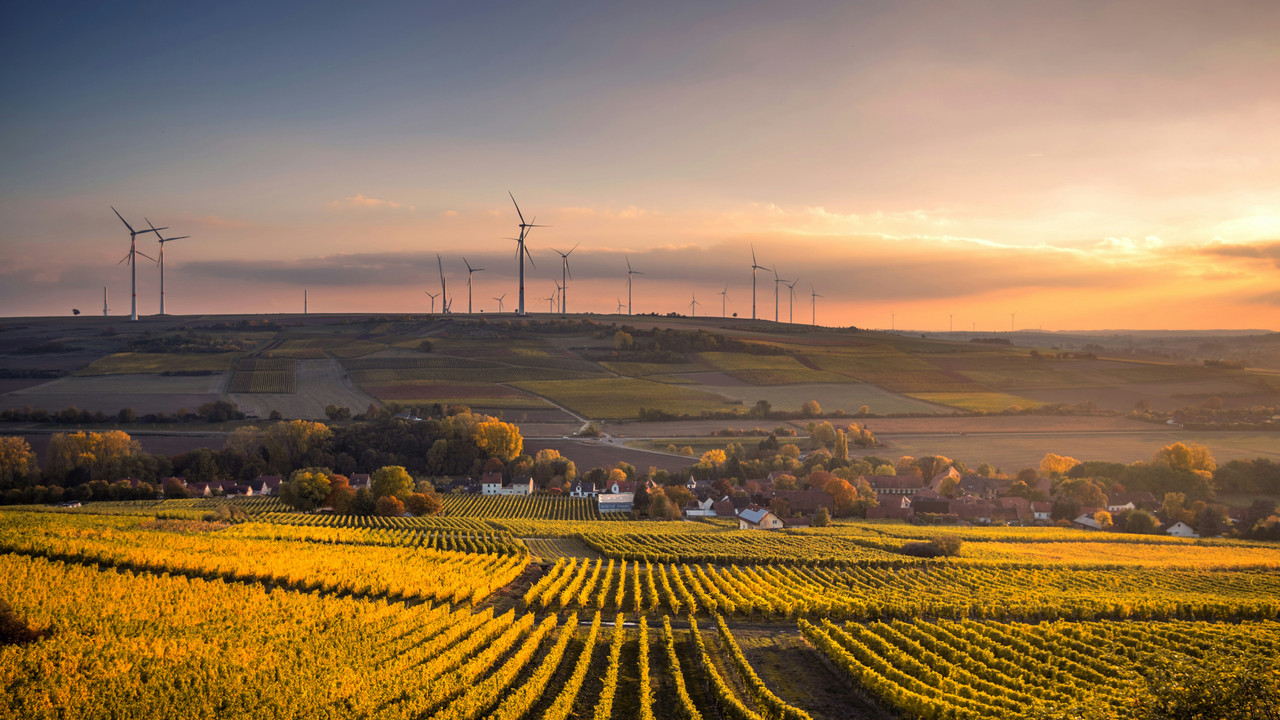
[
  {"xmin": 76, "ymin": 351, "xmax": 240, "ymax": 375},
  {"xmin": 3, "ymin": 506, "xmax": 1279, "ymax": 720},
  {"xmin": 513, "ymin": 377, "xmax": 742, "ymax": 419},
  {"xmin": 698, "ymin": 381, "xmax": 949, "ymax": 415},
  {"xmin": 906, "ymin": 391, "xmax": 1043, "ymax": 412}
]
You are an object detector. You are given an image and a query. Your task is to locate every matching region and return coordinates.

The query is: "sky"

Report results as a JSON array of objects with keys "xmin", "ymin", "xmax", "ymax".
[{"xmin": 1, "ymin": 0, "xmax": 1278, "ymax": 331}]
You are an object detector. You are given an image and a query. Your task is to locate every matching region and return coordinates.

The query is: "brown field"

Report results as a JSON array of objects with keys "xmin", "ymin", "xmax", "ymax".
[
  {"xmin": 362, "ymin": 382, "xmax": 534, "ymax": 400},
  {"xmin": 229, "ymin": 359, "xmax": 380, "ymax": 419},
  {"xmin": 77, "ymin": 352, "xmax": 240, "ymax": 376},
  {"xmin": 688, "ymin": 381, "xmax": 950, "ymax": 415}
]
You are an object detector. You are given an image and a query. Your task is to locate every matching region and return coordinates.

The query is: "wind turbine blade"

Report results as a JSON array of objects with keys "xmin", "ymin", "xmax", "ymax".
[
  {"xmin": 136, "ymin": 250, "xmax": 157, "ymax": 263},
  {"xmin": 112, "ymin": 206, "xmax": 135, "ymax": 233},
  {"xmin": 509, "ymin": 192, "xmax": 526, "ymax": 224},
  {"xmin": 117, "ymin": 252, "xmax": 132, "ymax": 265},
  {"xmin": 567, "ymin": 242, "xmax": 579, "ymax": 255},
  {"xmin": 160, "ymin": 236, "xmax": 190, "ymax": 243},
  {"xmin": 524, "ymin": 245, "xmax": 536, "ymax": 268},
  {"xmin": 142, "ymin": 218, "xmax": 168, "ymax": 235}
]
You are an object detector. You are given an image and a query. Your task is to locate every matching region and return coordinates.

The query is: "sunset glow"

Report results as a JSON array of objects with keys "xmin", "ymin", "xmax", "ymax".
[{"xmin": 2, "ymin": 1, "xmax": 1277, "ymax": 329}]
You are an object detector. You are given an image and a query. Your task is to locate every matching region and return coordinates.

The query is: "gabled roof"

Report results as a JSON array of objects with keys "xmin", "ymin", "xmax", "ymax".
[{"xmin": 738, "ymin": 507, "xmax": 772, "ymax": 525}]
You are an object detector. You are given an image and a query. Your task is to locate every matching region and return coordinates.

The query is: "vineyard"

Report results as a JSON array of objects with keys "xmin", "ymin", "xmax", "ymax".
[
  {"xmin": 3, "ymin": 508, "xmax": 1279, "ymax": 719},
  {"xmin": 228, "ymin": 357, "xmax": 297, "ymax": 393},
  {"xmin": 442, "ymin": 495, "xmax": 627, "ymax": 521}
]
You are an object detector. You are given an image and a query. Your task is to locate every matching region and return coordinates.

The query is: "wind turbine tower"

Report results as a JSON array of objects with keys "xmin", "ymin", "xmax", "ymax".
[
  {"xmin": 626, "ymin": 256, "xmax": 644, "ymax": 315},
  {"xmin": 508, "ymin": 193, "xmax": 544, "ymax": 316},
  {"xmin": 146, "ymin": 219, "xmax": 189, "ymax": 315},
  {"xmin": 463, "ymin": 258, "xmax": 484, "ymax": 314},
  {"xmin": 810, "ymin": 285, "xmax": 821, "ymax": 326},
  {"xmin": 103, "ymin": 287, "xmax": 109, "ymax": 317},
  {"xmin": 690, "ymin": 292, "xmax": 700, "ymax": 317},
  {"xmin": 493, "ymin": 293, "xmax": 506, "ymax": 313},
  {"xmin": 772, "ymin": 268, "xmax": 788, "ymax": 323},
  {"xmin": 552, "ymin": 243, "xmax": 578, "ymax": 315},
  {"xmin": 111, "ymin": 207, "xmax": 165, "ymax": 321},
  {"xmin": 786, "ymin": 278, "xmax": 799, "ymax": 324},
  {"xmin": 425, "ymin": 291, "xmax": 439, "ymax": 313},
  {"xmin": 750, "ymin": 246, "xmax": 770, "ymax": 321},
  {"xmin": 719, "ymin": 284, "xmax": 728, "ymax": 318}
]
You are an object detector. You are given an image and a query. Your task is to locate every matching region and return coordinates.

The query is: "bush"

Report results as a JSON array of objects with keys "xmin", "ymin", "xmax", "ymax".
[
  {"xmin": 375, "ymin": 495, "xmax": 405, "ymax": 517},
  {"xmin": 900, "ymin": 536, "xmax": 963, "ymax": 558}
]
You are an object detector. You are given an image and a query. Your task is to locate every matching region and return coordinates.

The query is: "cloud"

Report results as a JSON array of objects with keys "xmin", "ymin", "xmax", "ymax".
[
  {"xmin": 1199, "ymin": 241, "xmax": 1280, "ymax": 268},
  {"xmin": 327, "ymin": 194, "xmax": 408, "ymax": 210}
]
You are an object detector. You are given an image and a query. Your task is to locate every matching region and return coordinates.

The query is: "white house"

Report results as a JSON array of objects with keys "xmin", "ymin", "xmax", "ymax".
[
  {"xmin": 738, "ymin": 507, "xmax": 783, "ymax": 530},
  {"xmin": 498, "ymin": 477, "xmax": 534, "ymax": 496},
  {"xmin": 1165, "ymin": 520, "xmax": 1200, "ymax": 538},
  {"xmin": 683, "ymin": 496, "xmax": 716, "ymax": 518},
  {"xmin": 569, "ymin": 481, "xmax": 598, "ymax": 498},
  {"xmin": 1031, "ymin": 502, "xmax": 1052, "ymax": 522},
  {"xmin": 598, "ymin": 492, "xmax": 634, "ymax": 513}
]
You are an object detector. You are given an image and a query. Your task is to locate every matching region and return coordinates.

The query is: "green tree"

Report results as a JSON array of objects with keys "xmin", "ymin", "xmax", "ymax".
[
  {"xmin": 371, "ymin": 465, "xmax": 414, "ymax": 500},
  {"xmin": 280, "ymin": 467, "xmax": 334, "ymax": 511},
  {"xmin": 1125, "ymin": 509, "xmax": 1159, "ymax": 534},
  {"xmin": 812, "ymin": 506, "xmax": 831, "ymax": 527},
  {"xmin": 0, "ymin": 437, "xmax": 36, "ymax": 488}
]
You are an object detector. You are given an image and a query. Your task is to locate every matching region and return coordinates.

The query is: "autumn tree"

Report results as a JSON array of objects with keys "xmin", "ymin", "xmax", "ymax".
[
  {"xmin": 371, "ymin": 465, "xmax": 414, "ymax": 500},
  {"xmin": 808, "ymin": 421, "xmax": 836, "ymax": 449},
  {"xmin": 823, "ymin": 475, "xmax": 877, "ymax": 517},
  {"xmin": 474, "ymin": 420, "xmax": 524, "ymax": 462},
  {"xmin": 325, "ymin": 475, "xmax": 356, "ymax": 514},
  {"xmin": 1040, "ymin": 453, "xmax": 1081, "ymax": 478},
  {"xmin": 1125, "ymin": 509, "xmax": 1159, "ymax": 534},
  {"xmin": 812, "ymin": 506, "xmax": 831, "ymax": 527},
  {"xmin": 1152, "ymin": 442, "xmax": 1216, "ymax": 473},
  {"xmin": 44, "ymin": 430, "xmax": 142, "ymax": 483},
  {"xmin": 699, "ymin": 449, "xmax": 726, "ymax": 476},
  {"xmin": 404, "ymin": 489, "xmax": 442, "ymax": 516},
  {"xmin": 280, "ymin": 467, "xmax": 334, "ymax": 511},
  {"xmin": 376, "ymin": 495, "xmax": 405, "ymax": 517},
  {"xmin": 0, "ymin": 437, "xmax": 36, "ymax": 488},
  {"xmin": 917, "ymin": 455, "xmax": 954, "ymax": 482},
  {"xmin": 801, "ymin": 400, "xmax": 822, "ymax": 417},
  {"xmin": 1093, "ymin": 510, "xmax": 1113, "ymax": 528},
  {"xmin": 663, "ymin": 485, "xmax": 694, "ymax": 509}
]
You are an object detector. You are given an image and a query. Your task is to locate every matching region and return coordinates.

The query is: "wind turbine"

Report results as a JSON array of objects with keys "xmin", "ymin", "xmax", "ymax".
[
  {"xmin": 111, "ymin": 207, "xmax": 165, "ymax": 321},
  {"xmin": 425, "ymin": 291, "xmax": 440, "ymax": 313},
  {"xmin": 509, "ymin": 193, "xmax": 545, "ymax": 316},
  {"xmin": 626, "ymin": 256, "xmax": 644, "ymax": 315},
  {"xmin": 690, "ymin": 292, "xmax": 700, "ymax": 317},
  {"xmin": 542, "ymin": 291, "xmax": 557, "ymax": 313},
  {"xmin": 719, "ymin": 284, "xmax": 729, "ymax": 318},
  {"xmin": 553, "ymin": 280, "xmax": 563, "ymax": 314},
  {"xmin": 436, "ymin": 254, "xmax": 450, "ymax": 313},
  {"xmin": 616, "ymin": 298, "xmax": 624, "ymax": 314},
  {"xmin": 772, "ymin": 268, "xmax": 788, "ymax": 323},
  {"xmin": 146, "ymin": 219, "xmax": 189, "ymax": 315},
  {"xmin": 750, "ymin": 245, "xmax": 770, "ymax": 321},
  {"xmin": 552, "ymin": 243, "xmax": 578, "ymax": 315},
  {"xmin": 810, "ymin": 284, "xmax": 822, "ymax": 326},
  {"xmin": 463, "ymin": 258, "xmax": 484, "ymax": 314},
  {"xmin": 493, "ymin": 293, "xmax": 506, "ymax": 313},
  {"xmin": 786, "ymin": 277, "xmax": 800, "ymax": 324}
]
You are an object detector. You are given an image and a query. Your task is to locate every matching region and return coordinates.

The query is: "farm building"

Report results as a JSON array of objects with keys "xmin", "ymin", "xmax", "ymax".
[
  {"xmin": 598, "ymin": 492, "xmax": 634, "ymax": 513},
  {"xmin": 866, "ymin": 474, "xmax": 925, "ymax": 495},
  {"xmin": 738, "ymin": 506, "xmax": 783, "ymax": 530},
  {"xmin": 683, "ymin": 496, "xmax": 716, "ymax": 518},
  {"xmin": 1165, "ymin": 521, "xmax": 1199, "ymax": 538},
  {"xmin": 867, "ymin": 495, "xmax": 913, "ymax": 520}
]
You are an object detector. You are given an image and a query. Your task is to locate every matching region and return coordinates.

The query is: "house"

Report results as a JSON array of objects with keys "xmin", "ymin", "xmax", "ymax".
[
  {"xmin": 606, "ymin": 479, "xmax": 637, "ymax": 495},
  {"xmin": 768, "ymin": 490, "xmax": 834, "ymax": 516},
  {"xmin": 712, "ymin": 497, "xmax": 739, "ymax": 518},
  {"xmin": 1107, "ymin": 492, "xmax": 1158, "ymax": 514},
  {"xmin": 737, "ymin": 506, "xmax": 784, "ymax": 530},
  {"xmin": 929, "ymin": 467, "xmax": 962, "ymax": 490},
  {"xmin": 865, "ymin": 474, "xmax": 926, "ymax": 496},
  {"xmin": 349, "ymin": 474, "xmax": 371, "ymax": 491},
  {"xmin": 913, "ymin": 496, "xmax": 952, "ymax": 515},
  {"xmin": 1031, "ymin": 501, "xmax": 1053, "ymax": 522},
  {"xmin": 953, "ymin": 499, "xmax": 995, "ymax": 524},
  {"xmin": 480, "ymin": 472, "xmax": 504, "ymax": 495},
  {"xmin": 569, "ymin": 480, "xmax": 599, "ymax": 498},
  {"xmin": 187, "ymin": 482, "xmax": 215, "ymax": 497},
  {"xmin": 958, "ymin": 475, "xmax": 1002, "ymax": 500},
  {"xmin": 867, "ymin": 494, "xmax": 913, "ymax": 520},
  {"xmin": 498, "ymin": 476, "xmax": 534, "ymax": 496},
  {"xmin": 598, "ymin": 492, "xmax": 634, "ymax": 513},
  {"xmin": 1072, "ymin": 512, "xmax": 1105, "ymax": 531},
  {"xmin": 781, "ymin": 516, "xmax": 811, "ymax": 528},
  {"xmin": 1165, "ymin": 520, "xmax": 1199, "ymax": 538},
  {"xmin": 445, "ymin": 477, "xmax": 478, "ymax": 494},
  {"xmin": 684, "ymin": 496, "xmax": 716, "ymax": 518}
]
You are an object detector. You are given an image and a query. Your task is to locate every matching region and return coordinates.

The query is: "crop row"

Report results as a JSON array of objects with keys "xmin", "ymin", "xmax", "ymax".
[
  {"xmin": 441, "ymin": 494, "xmax": 626, "ymax": 521},
  {"xmin": 225, "ymin": 520, "xmax": 526, "ymax": 556}
]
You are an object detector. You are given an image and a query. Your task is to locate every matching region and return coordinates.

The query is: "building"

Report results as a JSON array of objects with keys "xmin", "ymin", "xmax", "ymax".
[
  {"xmin": 598, "ymin": 492, "xmax": 634, "ymax": 513},
  {"xmin": 866, "ymin": 495, "xmax": 913, "ymax": 520},
  {"xmin": 865, "ymin": 474, "xmax": 926, "ymax": 496},
  {"xmin": 738, "ymin": 506, "xmax": 783, "ymax": 530},
  {"xmin": 683, "ymin": 496, "xmax": 716, "ymax": 518},
  {"xmin": 1165, "ymin": 520, "xmax": 1199, "ymax": 538},
  {"xmin": 569, "ymin": 480, "xmax": 599, "ymax": 498}
]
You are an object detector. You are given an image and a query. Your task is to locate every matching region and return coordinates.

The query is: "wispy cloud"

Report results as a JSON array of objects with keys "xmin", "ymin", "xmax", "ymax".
[
  {"xmin": 327, "ymin": 194, "xmax": 412, "ymax": 211},
  {"xmin": 1199, "ymin": 241, "xmax": 1280, "ymax": 268}
]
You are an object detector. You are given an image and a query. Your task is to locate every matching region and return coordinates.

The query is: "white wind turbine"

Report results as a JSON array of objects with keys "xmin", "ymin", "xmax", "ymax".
[
  {"xmin": 786, "ymin": 277, "xmax": 800, "ymax": 324},
  {"xmin": 719, "ymin": 284, "xmax": 729, "ymax": 318},
  {"xmin": 750, "ymin": 245, "xmax": 770, "ymax": 321},
  {"xmin": 463, "ymin": 258, "xmax": 484, "ymax": 314},
  {"xmin": 552, "ymin": 243, "xmax": 578, "ymax": 314},
  {"xmin": 810, "ymin": 284, "xmax": 822, "ymax": 326},
  {"xmin": 146, "ymin": 218, "xmax": 189, "ymax": 316},
  {"xmin": 509, "ymin": 193, "xmax": 545, "ymax": 316},
  {"xmin": 425, "ymin": 291, "xmax": 440, "ymax": 313},
  {"xmin": 111, "ymin": 207, "xmax": 165, "ymax": 321},
  {"xmin": 690, "ymin": 291, "xmax": 700, "ymax": 317},
  {"xmin": 772, "ymin": 268, "xmax": 789, "ymax": 323},
  {"xmin": 626, "ymin": 256, "xmax": 644, "ymax": 315},
  {"xmin": 493, "ymin": 293, "xmax": 506, "ymax": 313},
  {"xmin": 436, "ymin": 254, "xmax": 450, "ymax": 313},
  {"xmin": 615, "ymin": 298, "xmax": 624, "ymax": 314}
]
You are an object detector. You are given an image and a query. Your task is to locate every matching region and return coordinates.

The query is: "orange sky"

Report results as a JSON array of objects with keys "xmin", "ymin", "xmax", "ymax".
[{"xmin": 1, "ymin": 1, "xmax": 1277, "ymax": 329}]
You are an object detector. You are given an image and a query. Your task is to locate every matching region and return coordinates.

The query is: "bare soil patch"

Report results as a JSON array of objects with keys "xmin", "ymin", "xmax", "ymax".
[{"xmin": 230, "ymin": 359, "xmax": 380, "ymax": 420}]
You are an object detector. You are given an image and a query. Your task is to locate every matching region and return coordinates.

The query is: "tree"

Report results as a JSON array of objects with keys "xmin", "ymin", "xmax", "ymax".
[
  {"xmin": 873, "ymin": 464, "xmax": 896, "ymax": 476},
  {"xmin": 801, "ymin": 400, "xmax": 822, "ymax": 417},
  {"xmin": 1161, "ymin": 492, "xmax": 1187, "ymax": 521},
  {"xmin": 376, "ymin": 495, "xmax": 405, "ymax": 517},
  {"xmin": 938, "ymin": 476, "xmax": 960, "ymax": 498},
  {"xmin": 1153, "ymin": 442, "xmax": 1216, "ymax": 473},
  {"xmin": 663, "ymin": 485, "xmax": 694, "ymax": 510},
  {"xmin": 1040, "ymin": 453, "xmax": 1081, "ymax": 478},
  {"xmin": 0, "ymin": 437, "xmax": 35, "ymax": 489},
  {"xmin": 812, "ymin": 506, "xmax": 831, "ymax": 527},
  {"xmin": 1195, "ymin": 504, "xmax": 1228, "ymax": 537},
  {"xmin": 371, "ymin": 465, "xmax": 414, "ymax": 500},
  {"xmin": 647, "ymin": 492, "xmax": 680, "ymax": 520},
  {"xmin": 1093, "ymin": 510, "xmax": 1113, "ymax": 529},
  {"xmin": 699, "ymin": 449, "xmax": 727, "ymax": 476},
  {"xmin": 44, "ymin": 430, "xmax": 142, "ymax": 483},
  {"xmin": 832, "ymin": 429, "xmax": 849, "ymax": 463},
  {"xmin": 161, "ymin": 478, "xmax": 189, "ymax": 499},
  {"xmin": 1125, "ymin": 509, "xmax": 1159, "ymax": 534},
  {"xmin": 632, "ymin": 483, "xmax": 651, "ymax": 515},
  {"xmin": 351, "ymin": 488, "xmax": 376, "ymax": 515},
  {"xmin": 404, "ymin": 490, "xmax": 442, "ymax": 516},
  {"xmin": 917, "ymin": 456, "xmax": 954, "ymax": 482},
  {"xmin": 280, "ymin": 467, "xmax": 334, "ymax": 511},
  {"xmin": 823, "ymin": 475, "xmax": 876, "ymax": 517},
  {"xmin": 473, "ymin": 420, "xmax": 523, "ymax": 462},
  {"xmin": 809, "ymin": 421, "xmax": 836, "ymax": 449}
]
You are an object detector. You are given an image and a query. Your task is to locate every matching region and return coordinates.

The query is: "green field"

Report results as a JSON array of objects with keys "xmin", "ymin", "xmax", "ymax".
[{"xmin": 906, "ymin": 391, "xmax": 1043, "ymax": 412}]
